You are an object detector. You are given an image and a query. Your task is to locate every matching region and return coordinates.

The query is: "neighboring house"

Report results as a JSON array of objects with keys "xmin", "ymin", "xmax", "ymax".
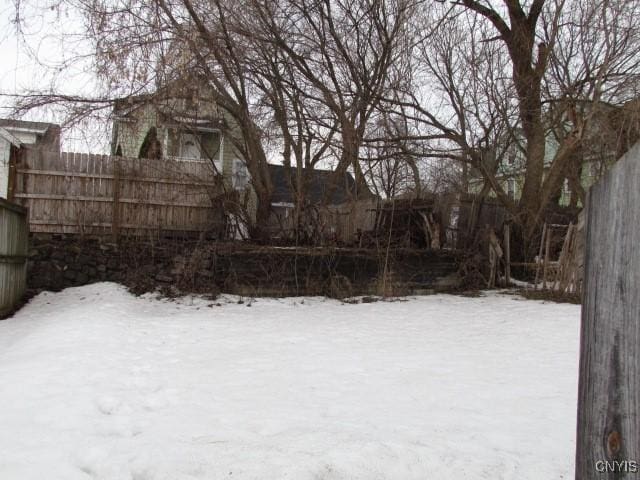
[
  {"xmin": 0, "ymin": 119, "xmax": 61, "ymax": 200},
  {"xmin": 109, "ymin": 79, "xmax": 382, "ymax": 241},
  {"xmin": 0, "ymin": 127, "xmax": 22, "ymax": 199},
  {"xmin": 266, "ymin": 164, "xmax": 373, "ymax": 241},
  {"xmin": 0, "ymin": 119, "xmax": 61, "ymax": 152},
  {"xmin": 469, "ymin": 133, "xmax": 563, "ymax": 202},
  {"xmin": 268, "ymin": 164, "xmax": 361, "ymax": 218},
  {"xmin": 469, "ymin": 100, "xmax": 640, "ymax": 206},
  {"xmin": 110, "ymin": 86, "xmax": 370, "ymax": 234},
  {"xmin": 110, "ymin": 86, "xmax": 250, "ymax": 192}
]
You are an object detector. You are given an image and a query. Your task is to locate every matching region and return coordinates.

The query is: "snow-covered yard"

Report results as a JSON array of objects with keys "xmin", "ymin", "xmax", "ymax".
[{"xmin": 0, "ymin": 283, "xmax": 580, "ymax": 479}]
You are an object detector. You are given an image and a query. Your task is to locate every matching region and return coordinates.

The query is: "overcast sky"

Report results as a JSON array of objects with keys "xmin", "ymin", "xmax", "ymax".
[{"xmin": 0, "ymin": 0, "xmax": 111, "ymax": 152}]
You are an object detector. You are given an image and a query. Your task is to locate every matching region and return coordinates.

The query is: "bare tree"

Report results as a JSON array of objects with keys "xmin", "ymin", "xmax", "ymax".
[
  {"xmin": 376, "ymin": 0, "xmax": 640, "ymax": 255},
  {"xmin": 247, "ymin": 31, "xmax": 338, "ymax": 236},
  {"xmin": 452, "ymin": 0, "xmax": 639, "ymax": 234},
  {"xmin": 8, "ymin": 0, "xmax": 639, "ymax": 250},
  {"xmin": 9, "ymin": 0, "xmax": 277, "ymax": 238},
  {"xmin": 249, "ymin": 0, "xmax": 415, "ymax": 201}
]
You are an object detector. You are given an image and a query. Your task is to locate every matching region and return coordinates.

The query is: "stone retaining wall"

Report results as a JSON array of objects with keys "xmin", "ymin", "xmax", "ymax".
[{"xmin": 27, "ymin": 235, "xmax": 460, "ymax": 298}]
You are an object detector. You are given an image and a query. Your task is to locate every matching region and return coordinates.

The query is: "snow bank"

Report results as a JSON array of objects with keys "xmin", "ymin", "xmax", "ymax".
[{"xmin": 0, "ymin": 283, "xmax": 580, "ymax": 479}]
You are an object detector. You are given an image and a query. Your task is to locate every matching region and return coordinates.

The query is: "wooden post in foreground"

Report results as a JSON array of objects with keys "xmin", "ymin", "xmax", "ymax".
[
  {"xmin": 534, "ymin": 222, "xmax": 547, "ymax": 290},
  {"xmin": 503, "ymin": 222, "xmax": 510, "ymax": 287},
  {"xmin": 575, "ymin": 143, "xmax": 640, "ymax": 479}
]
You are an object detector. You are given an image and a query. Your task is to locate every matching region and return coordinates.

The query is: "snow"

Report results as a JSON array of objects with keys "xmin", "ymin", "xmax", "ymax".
[{"xmin": 0, "ymin": 283, "xmax": 580, "ymax": 479}]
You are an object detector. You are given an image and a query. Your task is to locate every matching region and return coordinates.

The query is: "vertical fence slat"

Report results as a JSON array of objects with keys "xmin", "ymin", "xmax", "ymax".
[
  {"xmin": 13, "ymin": 148, "xmax": 219, "ymax": 236},
  {"xmin": 576, "ymin": 142, "xmax": 640, "ymax": 479},
  {"xmin": 0, "ymin": 198, "xmax": 28, "ymax": 317}
]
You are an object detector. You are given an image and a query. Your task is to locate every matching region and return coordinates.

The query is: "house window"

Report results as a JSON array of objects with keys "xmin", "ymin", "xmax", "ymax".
[
  {"xmin": 232, "ymin": 158, "xmax": 250, "ymax": 190},
  {"xmin": 507, "ymin": 178, "xmax": 515, "ymax": 199},
  {"xmin": 506, "ymin": 145, "xmax": 517, "ymax": 166},
  {"xmin": 168, "ymin": 128, "xmax": 223, "ymax": 171},
  {"xmin": 179, "ymin": 133, "xmax": 201, "ymax": 159}
]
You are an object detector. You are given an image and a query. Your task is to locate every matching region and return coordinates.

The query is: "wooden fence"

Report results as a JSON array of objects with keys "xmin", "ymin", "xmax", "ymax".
[
  {"xmin": 13, "ymin": 148, "xmax": 224, "ymax": 237},
  {"xmin": 268, "ymin": 199, "xmax": 379, "ymax": 244},
  {"xmin": 326, "ymin": 199, "xmax": 379, "ymax": 243},
  {"xmin": 576, "ymin": 142, "xmax": 640, "ymax": 478},
  {"xmin": 0, "ymin": 199, "xmax": 28, "ymax": 317}
]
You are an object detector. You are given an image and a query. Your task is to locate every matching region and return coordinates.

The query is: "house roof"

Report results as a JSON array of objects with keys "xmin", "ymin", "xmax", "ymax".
[
  {"xmin": 112, "ymin": 92, "xmax": 226, "ymax": 130},
  {"xmin": 0, "ymin": 127, "xmax": 22, "ymax": 147},
  {"xmin": 268, "ymin": 164, "xmax": 369, "ymax": 206},
  {"xmin": 0, "ymin": 119, "xmax": 58, "ymax": 135}
]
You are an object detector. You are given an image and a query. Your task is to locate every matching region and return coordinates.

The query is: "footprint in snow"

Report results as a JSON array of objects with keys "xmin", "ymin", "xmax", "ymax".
[{"xmin": 95, "ymin": 396, "xmax": 121, "ymax": 416}]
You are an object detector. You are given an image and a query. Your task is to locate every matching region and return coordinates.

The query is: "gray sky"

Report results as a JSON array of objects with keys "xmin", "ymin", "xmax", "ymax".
[{"xmin": 0, "ymin": 0, "xmax": 110, "ymax": 152}]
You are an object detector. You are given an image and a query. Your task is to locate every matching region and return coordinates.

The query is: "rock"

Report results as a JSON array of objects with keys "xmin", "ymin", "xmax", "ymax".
[
  {"xmin": 76, "ymin": 272, "xmax": 89, "ymax": 284},
  {"xmin": 77, "ymin": 254, "xmax": 94, "ymax": 266},
  {"xmin": 197, "ymin": 270, "xmax": 214, "ymax": 278},
  {"xmin": 155, "ymin": 274, "xmax": 173, "ymax": 283},
  {"xmin": 51, "ymin": 250, "xmax": 65, "ymax": 261}
]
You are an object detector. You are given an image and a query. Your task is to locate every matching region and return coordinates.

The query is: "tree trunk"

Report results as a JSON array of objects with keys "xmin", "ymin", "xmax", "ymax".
[
  {"xmin": 514, "ymin": 70, "xmax": 546, "ymax": 240},
  {"xmin": 251, "ymin": 195, "xmax": 273, "ymax": 241}
]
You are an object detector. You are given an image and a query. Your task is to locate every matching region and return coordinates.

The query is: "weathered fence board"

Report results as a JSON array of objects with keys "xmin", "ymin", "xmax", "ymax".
[
  {"xmin": 267, "ymin": 199, "xmax": 379, "ymax": 244},
  {"xmin": 576, "ymin": 143, "xmax": 640, "ymax": 478},
  {"xmin": 0, "ymin": 198, "xmax": 28, "ymax": 317},
  {"xmin": 14, "ymin": 148, "xmax": 223, "ymax": 237}
]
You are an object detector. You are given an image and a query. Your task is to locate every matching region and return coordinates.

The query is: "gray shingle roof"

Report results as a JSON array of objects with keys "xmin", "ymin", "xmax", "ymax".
[{"xmin": 269, "ymin": 164, "xmax": 367, "ymax": 206}]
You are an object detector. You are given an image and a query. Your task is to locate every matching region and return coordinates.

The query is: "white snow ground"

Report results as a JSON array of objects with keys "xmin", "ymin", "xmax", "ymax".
[{"xmin": 0, "ymin": 283, "xmax": 580, "ymax": 480}]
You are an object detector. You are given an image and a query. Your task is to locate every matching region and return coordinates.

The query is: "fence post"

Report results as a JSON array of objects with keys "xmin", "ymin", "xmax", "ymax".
[
  {"xmin": 112, "ymin": 157, "xmax": 122, "ymax": 241},
  {"xmin": 503, "ymin": 221, "xmax": 510, "ymax": 286},
  {"xmin": 575, "ymin": 143, "xmax": 640, "ymax": 479}
]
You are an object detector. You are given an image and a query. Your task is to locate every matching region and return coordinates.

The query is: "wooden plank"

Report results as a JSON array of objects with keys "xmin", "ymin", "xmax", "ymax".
[
  {"xmin": 576, "ymin": 142, "xmax": 640, "ymax": 479},
  {"xmin": 27, "ymin": 220, "xmax": 212, "ymax": 231},
  {"xmin": 0, "ymin": 255, "xmax": 28, "ymax": 264},
  {"xmin": 534, "ymin": 223, "xmax": 547, "ymax": 290},
  {"xmin": 510, "ymin": 261, "xmax": 540, "ymax": 267},
  {"xmin": 112, "ymin": 158, "xmax": 122, "ymax": 241},
  {"xmin": 0, "ymin": 198, "xmax": 27, "ymax": 216},
  {"xmin": 558, "ymin": 223, "xmax": 575, "ymax": 292},
  {"xmin": 15, "ymin": 169, "xmax": 217, "ymax": 187},
  {"xmin": 504, "ymin": 222, "xmax": 511, "ymax": 286},
  {"xmin": 543, "ymin": 228, "xmax": 551, "ymax": 289},
  {"xmin": 0, "ymin": 199, "xmax": 28, "ymax": 316},
  {"xmin": 13, "ymin": 193, "xmax": 213, "ymax": 209}
]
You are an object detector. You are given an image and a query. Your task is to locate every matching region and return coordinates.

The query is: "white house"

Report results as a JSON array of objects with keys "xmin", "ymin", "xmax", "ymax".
[
  {"xmin": 0, "ymin": 127, "xmax": 22, "ymax": 199},
  {"xmin": 0, "ymin": 119, "xmax": 61, "ymax": 151}
]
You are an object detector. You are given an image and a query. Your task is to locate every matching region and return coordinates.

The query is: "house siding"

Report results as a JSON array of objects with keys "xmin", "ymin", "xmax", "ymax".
[
  {"xmin": 113, "ymin": 104, "xmax": 160, "ymax": 158},
  {"xmin": 111, "ymin": 98, "xmax": 256, "ymax": 226},
  {"xmin": 468, "ymin": 133, "xmax": 615, "ymax": 207},
  {"xmin": 0, "ymin": 139, "xmax": 10, "ymax": 199},
  {"xmin": 113, "ymin": 103, "xmax": 241, "ymax": 180}
]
